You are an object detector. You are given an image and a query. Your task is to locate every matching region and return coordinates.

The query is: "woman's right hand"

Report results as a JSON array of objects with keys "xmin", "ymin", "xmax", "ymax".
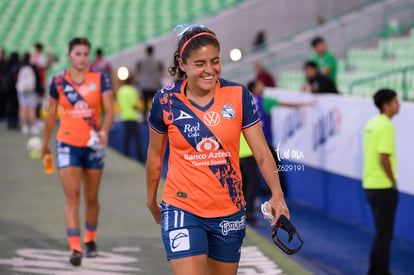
[
  {"xmin": 146, "ymin": 200, "xmax": 162, "ymax": 224},
  {"xmin": 41, "ymin": 144, "xmax": 51, "ymax": 159}
]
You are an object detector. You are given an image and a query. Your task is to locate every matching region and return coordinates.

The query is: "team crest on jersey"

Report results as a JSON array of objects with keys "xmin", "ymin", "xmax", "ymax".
[
  {"xmin": 222, "ymin": 105, "xmax": 235, "ymax": 119},
  {"xmin": 203, "ymin": 111, "xmax": 220, "ymax": 126},
  {"xmin": 89, "ymin": 82, "xmax": 97, "ymax": 92}
]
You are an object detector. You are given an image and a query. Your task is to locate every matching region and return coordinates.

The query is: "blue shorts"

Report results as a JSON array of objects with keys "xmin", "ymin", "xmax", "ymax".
[
  {"xmin": 56, "ymin": 141, "xmax": 105, "ymax": 169},
  {"xmin": 160, "ymin": 202, "xmax": 246, "ymax": 263}
]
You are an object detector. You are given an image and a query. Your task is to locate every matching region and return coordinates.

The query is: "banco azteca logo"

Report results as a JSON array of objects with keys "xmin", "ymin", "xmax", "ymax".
[{"xmin": 196, "ymin": 137, "xmax": 220, "ymax": 152}]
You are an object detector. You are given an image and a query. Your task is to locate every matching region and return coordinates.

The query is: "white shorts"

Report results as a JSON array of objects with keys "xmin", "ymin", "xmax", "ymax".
[{"xmin": 18, "ymin": 92, "xmax": 38, "ymax": 107}]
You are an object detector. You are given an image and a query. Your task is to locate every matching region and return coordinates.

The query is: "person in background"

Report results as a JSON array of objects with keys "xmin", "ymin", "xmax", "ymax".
[
  {"xmin": 90, "ymin": 48, "xmax": 112, "ymax": 78},
  {"xmin": 0, "ymin": 49, "xmax": 8, "ymax": 118},
  {"xmin": 134, "ymin": 45, "xmax": 163, "ymax": 121},
  {"xmin": 316, "ymin": 16, "xmax": 325, "ymax": 26},
  {"xmin": 116, "ymin": 76, "xmax": 144, "ymax": 162},
  {"xmin": 30, "ymin": 42, "xmax": 53, "ymax": 124},
  {"xmin": 302, "ymin": 61, "xmax": 338, "ymax": 94},
  {"xmin": 309, "ymin": 36, "xmax": 337, "ymax": 84},
  {"xmin": 6, "ymin": 52, "xmax": 20, "ymax": 130},
  {"xmin": 363, "ymin": 89, "xmax": 400, "ymax": 275},
  {"xmin": 239, "ymin": 134, "xmax": 261, "ymax": 225},
  {"xmin": 246, "ymin": 80, "xmax": 315, "ymax": 197},
  {"xmin": 16, "ymin": 52, "xmax": 42, "ymax": 135},
  {"xmin": 253, "ymin": 30, "xmax": 267, "ymax": 51},
  {"xmin": 42, "ymin": 37, "xmax": 114, "ymax": 266},
  {"xmin": 30, "ymin": 42, "xmax": 53, "ymax": 87},
  {"xmin": 255, "ymin": 63, "xmax": 276, "ymax": 87}
]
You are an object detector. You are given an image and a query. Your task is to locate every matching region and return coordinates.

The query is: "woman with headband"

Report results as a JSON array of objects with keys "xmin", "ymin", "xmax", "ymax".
[{"xmin": 146, "ymin": 24, "xmax": 289, "ymax": 274}]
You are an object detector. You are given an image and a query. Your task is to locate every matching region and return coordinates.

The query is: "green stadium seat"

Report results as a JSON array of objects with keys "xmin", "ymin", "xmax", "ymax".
[{"xmin": 0, "ymin": 0, "xmax": 244, "ymax": 76}]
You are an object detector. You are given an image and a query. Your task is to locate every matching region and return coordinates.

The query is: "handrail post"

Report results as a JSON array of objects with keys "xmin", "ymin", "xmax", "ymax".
[
  {"xmin": 402, "ymin": 68, "xmax": 408, "ymax": 101},
  {"xmin": 345, "ymin": 44, "xmax": 350, "ymax": 71}
]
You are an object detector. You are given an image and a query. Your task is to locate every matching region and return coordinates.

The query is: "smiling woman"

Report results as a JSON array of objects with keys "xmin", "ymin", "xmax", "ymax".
[{"xmin": 146, "ymin": 25, "xmax": 290, "ymax": 275}]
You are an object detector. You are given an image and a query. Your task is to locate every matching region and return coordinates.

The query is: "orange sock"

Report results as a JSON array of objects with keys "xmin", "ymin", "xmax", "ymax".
[
  {"xmin": 68, "ymin": 236, "xmax": 82, "ymax": 253},
  {"xmin": 84, "ymin": 229, "xmax": 96, "ymax": 243}
]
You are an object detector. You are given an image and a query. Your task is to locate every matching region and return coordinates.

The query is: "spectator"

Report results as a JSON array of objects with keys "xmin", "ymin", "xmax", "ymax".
[
  {"xmin": 302, "ymin": 61, "xmax": 338, "ymax": 94},
  {"xmin": 16, "ymin": 52, "xmax": 42, "ymax": 135},
  {"xmin": 239, "ymin": 134, "xmax": 261, "ymax": 225},
  {"xmin": 30, "ymin": 42, "xmax": 52, "ymax": 124},
  {"xmin": 316, "ymin": 16, "xmax": 325, "ymax": 25},
  {"xmin": 30, "ymin": 42, "xmax": 52, "ymax": 88},
  {"xmin": 0, "ymin": 49, "xmax": 8, "ymax": 118},
  {"xmin": 310, "ymin": 36, "xmax": 337, "ymax": 84},
  {"xmin": 363, "ymin": 89, "xmax": 400, "ymax": 275},
  {"xmin": 253, "ymin": 30, "xmax": 267, "ymax": 51},
  {"xmin": 116, "ymin": 76, "xmax": 144, "ymax": 162},
  {"xmin": 90, "ymin": 48, "xmax": 112, "ymax": 78},
  {"xmin": 134, "ymin": 45, "xmax": 163, "ymax": 120},
  {"xmin": 255, "ymin": 63, "xmax": 276, "ymax": 87},
  {"xmin": 246, "ymin": 80, "xmax": 315, "ymax": 197},
  {"xmin": 6, "ymin": 52, "xmax": 20, "ymax": 130}
]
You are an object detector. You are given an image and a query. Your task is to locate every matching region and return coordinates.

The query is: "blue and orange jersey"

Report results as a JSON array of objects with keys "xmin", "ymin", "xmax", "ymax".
[
  {"xmin": 149, "ymin": 78, "xmax": 260, "ymax": 218},
  {"xmin": 49, "ymin": 69, "xmax": 112, "ymax": 147}
]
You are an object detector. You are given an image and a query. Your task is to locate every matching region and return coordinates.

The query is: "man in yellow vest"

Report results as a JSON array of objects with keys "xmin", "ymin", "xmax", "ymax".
[
  {"xmin": 363, "ymin": 89, "xmax": 400, "ymax": 275},
  {"xmin": 117, "ymin": 77, "xmax": 144, "ymax": 162}
]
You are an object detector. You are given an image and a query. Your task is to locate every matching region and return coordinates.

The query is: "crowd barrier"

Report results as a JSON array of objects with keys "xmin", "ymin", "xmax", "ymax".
[{"xmin": 269, "ymin": 89, "xmax": 414, "ymax": 243}]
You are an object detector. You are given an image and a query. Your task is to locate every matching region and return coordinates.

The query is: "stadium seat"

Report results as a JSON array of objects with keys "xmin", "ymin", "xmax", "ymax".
[
  {"xmin": 0, "ymin": 0, "xmax": 244, "ymax": 77},
  {"xmin": 278, "ymin": 25, "xmax": 414, "ymax": 100}
]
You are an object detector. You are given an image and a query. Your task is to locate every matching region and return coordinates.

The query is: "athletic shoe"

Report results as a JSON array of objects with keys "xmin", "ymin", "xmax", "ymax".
[
  {"xmin": 70, "ymin": 250, "xmax": 82, "ymax": 266},
  {"xmin": 30, "ymin": 125, "xmax": 39, "ymax": 135},
  {"xmin": 21, "ymin": 125, "xmax": 29, "ymax": 135},
  {"xmin": 85, "ymin": 241, "xmax": 98, "ymax": 258}
]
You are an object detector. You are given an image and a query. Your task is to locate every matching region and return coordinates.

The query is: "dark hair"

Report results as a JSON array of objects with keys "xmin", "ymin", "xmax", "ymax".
[
  {"xmin": 168, "ymin": 27, "xmax": 220, "ymax": 79},
  {"xmin": 35, "ymin": 43, "xmax": 43, "ymax": 51},
  {"xmin": 311, "ymin": 36, "xmax": 324, "ymax": 47},
  {"xmin": 247, "ymin": 81, "xmax": 255, "ymax": 92},
  {"xmin": 146, "ymin": 45, "xmax": 154, "ymax": 56},
  {"xmin": 68, "ymin": 37, "xmax": 91, "ymax": 52},
  {"xmin": 124, "ymin": 76, "xmax": 134, "ymax": 85},
  {"xmin": 374, "ymin": 89, "xmax": 397, "ymax": 111},
  {"xmin": 8, "ymin": 52, "xmax": 19, "ymax": 69},
  {"xmin": 23, "ymin": 52, "xmax": 31, "ymax": 63},
  {"xmin": 96, "ymin": 48, "xmax": 103, "ymax": 56},
  {"xmin": 304, "ymin": 61, "xmax": 318, "ymax": 69}
]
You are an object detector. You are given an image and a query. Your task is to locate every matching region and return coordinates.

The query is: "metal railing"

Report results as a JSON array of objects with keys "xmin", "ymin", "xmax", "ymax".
[
  {"xmin": 222, "ymin": 0, "xmax": 385, "ymax": 65},
  {"xmin": 349, "ymin": 64, "xmax": 414, "ymax": 100},
  {"xmin": 224, "ymin": 54, "xmax": 307, "ymax": 81}
]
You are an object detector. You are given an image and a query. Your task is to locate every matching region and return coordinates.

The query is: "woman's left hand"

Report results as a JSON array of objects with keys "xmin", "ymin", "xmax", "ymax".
[
  {"xmin": 97, "ymin": 130, "xmax": 107, "ymax": 146},
  {"xmin": 268, "ymin": 195, "xmax": 290, "ymax": 227}
]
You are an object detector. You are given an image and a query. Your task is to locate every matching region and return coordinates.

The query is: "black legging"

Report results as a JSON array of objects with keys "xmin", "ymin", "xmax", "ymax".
[
  {"xmin": 122, "ymin": 121, "xmax": 144, "ymax": 162},
  {"xmin": 365, "ymin": 188, "xmax": 398, "ymax": 275},
  {"xmin": 6, "ymin": 87, "xmax": 19, "ymax": 129},
  {"xmin": 142, "ymin": 90, "xmax": 157, "ymax": 121},
  {"xmin": 240, "ymin": 156, "xmax": 260, "ymax": 218}
]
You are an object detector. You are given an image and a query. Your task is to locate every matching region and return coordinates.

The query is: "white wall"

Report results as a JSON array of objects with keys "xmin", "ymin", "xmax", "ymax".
[{"xmin": 267, "ymin": 89, "xmax": 414, "ymax": 195}]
